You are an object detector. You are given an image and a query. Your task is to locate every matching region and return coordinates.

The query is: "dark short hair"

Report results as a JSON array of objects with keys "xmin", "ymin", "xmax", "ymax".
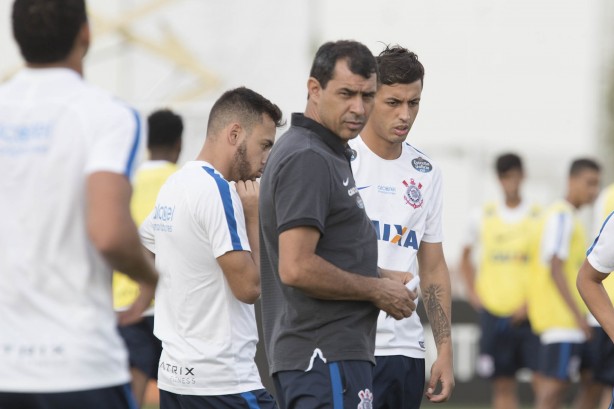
[
  {"xmin": 147, "ymin": 109, "xmax": 183, "ymax": 150},
  {"xmin": 309, "ymin": 40, "xmax": 378, "ymax": 89},
  {"xmin": 495, "ymin": 153, "xmax": 523, "ymax": 176},
  {"xmin": 12, "ymin": 0, "xmax": 87, "ymax": 64},
  {"xmin": 207, "ymin": 87, "xmax": 284, "ymax": 135},
  {"xmin": 376, "ymin": 45, "xmax": 424, "ymax": 87},
  {"xmin": 569, "ymin": 158, "xmax": 600, "ymax": 177}
]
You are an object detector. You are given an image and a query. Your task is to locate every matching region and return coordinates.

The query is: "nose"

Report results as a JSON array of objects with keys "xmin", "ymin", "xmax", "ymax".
[
  {"xmin": 399, "ymin": 104, "xmax": 411, "ymax": 122},
  {"xmin": 349, "ymin": 95, "xmax": 365, "ymax": 116}
]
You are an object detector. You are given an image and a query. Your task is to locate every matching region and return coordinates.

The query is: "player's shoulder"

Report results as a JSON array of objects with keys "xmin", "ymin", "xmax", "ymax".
[{"xmin": 402, "ymin": 142, "xmax": 440, "ymax": 174}]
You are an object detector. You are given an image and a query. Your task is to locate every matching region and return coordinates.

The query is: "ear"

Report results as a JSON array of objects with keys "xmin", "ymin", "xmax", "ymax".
[
  {"xmin": 226, "ymin": 123, "xmax": 242, "ymax": 146},
  {"xmin": 307, "ymin": 77, "xmax": 321, "ymax": 102},
  {"xmin": 78, "ymin": 22, "xmax": 91, "ymax": 57}
]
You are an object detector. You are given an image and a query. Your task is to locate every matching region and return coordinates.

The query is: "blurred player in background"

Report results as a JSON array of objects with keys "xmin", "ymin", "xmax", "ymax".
[
  {"xmin": 113, "ymin": 109, "xmax": 183, "ymax": 407},
  {"xmin": 349, "ymin": 45, "xmax": 454, "ymax": 408},
  {"xmin": 140, "ymin": 87, "xmax": 283, "ymax": 409},
  {"xmin": 528, "ymin": 159, "xmax": 601, "ymax": 409},
  {"xmin": 460, "ymin": 153, "xmax": 542, "ymax": 409},
  {"xmin": 0, "ymin": 0, "xmax": 158, "ymax": 408}
]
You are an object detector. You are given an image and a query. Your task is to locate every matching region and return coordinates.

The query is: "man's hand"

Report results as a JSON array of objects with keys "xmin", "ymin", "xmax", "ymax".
[
  {"xmin": 117, "ymin": 281, "xmax": 156, "ymax": 326},
  {"xmin": 236, "ymin": 180, "xmax": 259, "ymax": 219},
  {"xmin": 426, "ymin": 353, "xmax": 455, "ymax": 403},
  {"xmin": 372, "ymin": 278, "xmax": 417, "ymax": 320}
]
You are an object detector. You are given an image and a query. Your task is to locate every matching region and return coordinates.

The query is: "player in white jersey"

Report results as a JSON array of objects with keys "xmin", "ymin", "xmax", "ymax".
[
  {"xmin": 0, "ymin": 1, "xmax": 159, "ymax": 408},
  {"xmin": 140, "ymin": 87, "xmax": 283, "ymax": 409},
  {"xmin": 349, "ymin": 45, "xmax": 454, "ymax": 408}
]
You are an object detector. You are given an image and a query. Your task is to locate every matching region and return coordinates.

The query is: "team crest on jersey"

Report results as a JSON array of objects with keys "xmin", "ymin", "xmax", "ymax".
[
  {"xmin": 357, "ymin": 389, "xmax": 373, "ymax": 409},
  {"xmin": 349, "ymin": 148, "xmax": 358, "ymax": 161},
  {"xmin": 402, "ymin": 179, "xmax": 423, "ymax": 209}
]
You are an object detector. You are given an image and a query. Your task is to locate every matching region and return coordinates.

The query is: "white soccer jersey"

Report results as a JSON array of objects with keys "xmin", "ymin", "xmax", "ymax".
[
  {"xmin": 349, "ymin": 137, "xmax": 444, "ymax": 358},
  {"xmin": 0, "ymin": 68, "xmax": 141, "ymax": 392},
  {"xmin": 140, "ymin": 161, "xmax": 263, "ymax": 395},
  {"xmin": 588, "ymin": 212, "xmax": 614, "ymax": 274}
]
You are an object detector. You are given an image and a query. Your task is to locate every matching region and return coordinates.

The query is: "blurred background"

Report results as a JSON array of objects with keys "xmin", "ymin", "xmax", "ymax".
[{"xmin": 2, "ymin": 0, "xmax": 614, "ymax": 406}]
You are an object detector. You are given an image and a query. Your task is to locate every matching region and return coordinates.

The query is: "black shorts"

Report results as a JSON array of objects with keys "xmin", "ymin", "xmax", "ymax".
[
  {"xmin": 273, "ymin": 358, "xmax": 373, "ymax": 409},
  {"xmin": 160, "ymin": 389, "xmax": 277, "ymax": 409},
  {"xmin": 580, "ymin": 327, "xmax": 614, "ymax": 385},
  {"xmin": 373, "ymin": 355, "xmax": 425, "ymax": 409},
  {"xmin": 477, "ymin": 309, "xmax": 540, "ymax": 378},
  {"xmin": 538, "ymin": 342, "xmax": 582, "ymax": 381},
  {"xmin": 0, "ymin": 383, "xmax": 137, "ymax": 409},
  {"xmin": 118, "ymin": 315, "xmax": 162, "ymax": 379}
]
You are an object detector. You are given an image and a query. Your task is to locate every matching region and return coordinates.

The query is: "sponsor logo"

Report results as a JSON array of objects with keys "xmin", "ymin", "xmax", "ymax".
[
  {"xmin": 372, "ymin": 220, "xmax": 418, "ymax": 250},
  {"xmin": 358, "ymin": 389, "xmax": 373, "ymax": 409},
  {"xmin": 159, "ymin": 360, "xmax": 196, "ymax": 385},
  {"xmin": 357, "ymin": 185, "xmax": 371, "ymax": 191},
  {"xmin": 377, "ymin": 185, "xmax": 396, "ymax": 195},
  {"xmin": 412, "ymin": 157, "xmax": 432, "ymax": 173},
  {"xmin": 349, "ymin": 148, "xmax": 358, "ymax": 161},
  {"xmin": 348, "ymin": 187, "xmax": 358, "ymax": 197},
  {"xmin": 0, "ymin": 122, "xmax": 53, "ymax": 156},
  {"xmin": 419, "ymin": 341, "xmax": 425, "ymax": 349},
  {"xmin": 402, "ymin": 179, "xmax": 423, "ymax": 209},
  {"xmin": 152, "ymin": 203, "xmax": 175, "ymax": 233}
]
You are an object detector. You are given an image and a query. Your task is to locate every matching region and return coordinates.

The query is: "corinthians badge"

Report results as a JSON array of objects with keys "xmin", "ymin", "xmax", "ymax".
[{"xmin": 402, "ymin": 178, "xmax": 423, "ymax": 209}]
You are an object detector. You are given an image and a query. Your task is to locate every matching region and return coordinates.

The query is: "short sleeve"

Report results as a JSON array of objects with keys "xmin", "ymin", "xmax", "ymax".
[
  {"xmin": 274, "ymin": 150, "xmax": 331, "ymax": 234},
  {"xmin": 422, "ymin": 167, "xmax": 444, "ymax": 243},
  {"xmin": 198, "ymin": 169, "xmax": 250, "ymax": 258},
  {"xmin": 587, "ymin": 212, "xmax": 614, "ymax": 274},
  {"xmin": 85, "ymin": 104, "xmax": 143, "ymax": 181},
  {"xmin": 540, "ymin": 210, "xmax": 573, "ymax": 263}
]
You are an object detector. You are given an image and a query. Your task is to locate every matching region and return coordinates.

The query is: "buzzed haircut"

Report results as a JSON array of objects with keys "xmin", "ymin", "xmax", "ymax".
[
  {"xmin": 496, "ymin": 153, "xmax": 523, "ymax": 176},
  {"xmin": 310, "ymin": 40, "xmax": 378, "ymax": 89},
  {"xmin": 206, "ymin": 87, "xmax": 284, "ymax": 135},
  {"xmin": 569, "ymin": 158, "xmax": 600, "ymax": 177},
  {"xmin": 147, "ymin": 109, "xmax": 183, "ymax": 149},
  {"xmin": 12, "ymin": 0, "xmax": 87, "ymax": 64},
  {"xmin": 377, "ymin": 45, "xmax": 425, "ymax": 87}
]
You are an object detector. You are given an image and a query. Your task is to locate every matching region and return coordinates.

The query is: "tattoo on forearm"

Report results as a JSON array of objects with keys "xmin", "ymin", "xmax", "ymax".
[{"xmin": 423, "ymin": 284, "xmax": 451, "ymax": 346}]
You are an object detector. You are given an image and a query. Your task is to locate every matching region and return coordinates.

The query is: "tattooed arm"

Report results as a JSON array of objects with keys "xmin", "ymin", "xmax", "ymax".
[{"xmin": 418, "ymin": 241, "xmax": 455, "ymax": 403}]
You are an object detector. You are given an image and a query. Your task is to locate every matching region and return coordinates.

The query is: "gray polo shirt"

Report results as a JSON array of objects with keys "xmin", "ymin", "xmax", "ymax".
[{"xmin": 259, "ymin": 113, "xmax": 379, "ymax": 374}]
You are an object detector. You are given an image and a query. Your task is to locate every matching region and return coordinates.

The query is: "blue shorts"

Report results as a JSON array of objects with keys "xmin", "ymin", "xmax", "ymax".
[
  {"xmin": 373, "ymin": 355, "xmax": 425, "ymax": 409},
  {"xmin": 478, "ymin": 310, "xmax": 540, "ymax": 378},
  {"xmin": 273, "ymin": 358, "xmax": 373, "ymax": 409},
  {"xmin": 538, "ymin": 342, "xmax": 582, "ymax": 381},
  {"xmin": 580, "ymin": 327, "xmax": 614, "ymax": 385},
  {"xmin": 0, "ymin": 383, "xmax": 137, "ymax": 409},
  {"xmin": 160, "ymin": 389, "xmax": 277, "ymax": 409},
  {"xmin": 118, "ymin": 315, "xmax": 162, "ymax": 379}
]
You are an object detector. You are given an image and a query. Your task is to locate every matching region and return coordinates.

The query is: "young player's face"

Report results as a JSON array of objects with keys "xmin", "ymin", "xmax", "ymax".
[
  {"xmin": 368, "ymin": 80, "xmax": 422, "ymax": 145},
  {"xmin": 234, "ymin": 114, "xmax": 275, "ymax": 181},
  {"xmin": 312, "ymin": 59, "xmax": 377, "ymax": 142},
  {"xmin": 571, "ymin": 169, "xmax": 601, "ymax": 206},
  {"xmin": 498, "ymin": 168, "xmax": 523, "ymax": 199}
]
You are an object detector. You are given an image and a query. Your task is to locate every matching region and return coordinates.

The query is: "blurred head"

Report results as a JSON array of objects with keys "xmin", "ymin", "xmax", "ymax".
[
  {"xmin": 495, "ymin": 153, "xmax": 524, "ymax": 200},
  {"xmin": 364, "ymin": 45, "xmax": 424, "ymax": 146},
  {"xmin": 207, "ymin": 87, "xmax": 284, "ymax": 181},
  {"xmin": 306, "ymin": 40, "xmax": 378, "ymax": 141},
  {"xmin": 12, "ymin": 0, "xmax": 89, "ymax": 65},
  {"xmin": 568, "ymin": 158, "xmax": 601, "ymax": 207},
  {"xmin": 147, "ymin": 109, "xmax": 184, "ymax": 164}
]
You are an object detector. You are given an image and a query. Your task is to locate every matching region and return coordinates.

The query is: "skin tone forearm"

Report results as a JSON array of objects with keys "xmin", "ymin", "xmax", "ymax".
[
  {"xmin": 550, "ymin": 256, "xmax": 590, "ymax": 337},
  {"xmin": 279, "ymin": 227, "xmax": 417, "ymax": 320},
  {"xmin": 460, "ymin": 246, "xmax": 481, "ymax": 310},
  {"xmin": 577, "ymin": 259, "xmax": 614, "ymax": 341},
  {"xmin": 418, "ymin": 242, "xmax": 454, "ymax": 402}
]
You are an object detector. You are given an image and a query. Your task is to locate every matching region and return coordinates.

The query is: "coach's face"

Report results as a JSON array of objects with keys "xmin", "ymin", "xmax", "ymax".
[
  {"xmin": 308, "ymin": 59, "xmax": 377, "ymax": 142},
  {"xmin": 233, "ymin": 114, "xmax": 275, "ymax": 181}
]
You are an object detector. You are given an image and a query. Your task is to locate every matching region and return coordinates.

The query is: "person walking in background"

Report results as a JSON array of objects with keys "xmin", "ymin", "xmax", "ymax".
[
  {"xmin": 349, "ymin": 45, "xmax": 454, "ymax": 407},
  {"xmin": 460, "ymin": 153, "xmax": 542, "ymax": 409},
  {"xmin": 528, "ymin": 159, "xmax": 601, "ymax": 409},
  {"xmin": 113, "ymin": 109, "xmax": 183, "ymax": 407},
  {"xmin": 259, "ymin": 40, "xmax": 417, "ymax": 409},
  {"xmin": 140, "ymin": 87, "xmax": 283, "ymax": 409},
  {"xmin": 0, "ymin": 0, "xmax": 159, "ymax": 408}
]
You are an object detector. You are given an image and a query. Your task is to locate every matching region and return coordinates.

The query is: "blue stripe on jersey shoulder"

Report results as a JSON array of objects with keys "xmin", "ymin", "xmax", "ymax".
[
  {"xmin": 404, "ymin": 142, "xmax": 431, "ymax": 160},
  {"xmin": 124, "ymin": 108, "xmax": 141, "ymax": 179},
  {"xmin": 587, "ymin": 210, "xmax": 614, "ymax": 256},
  {"xmin": 202, "ymin": 166, "xmax": 243, "ymax": 251},
  {"xmin": 240, "ymin": 392, "xmax": 261, "ymax": 409}
]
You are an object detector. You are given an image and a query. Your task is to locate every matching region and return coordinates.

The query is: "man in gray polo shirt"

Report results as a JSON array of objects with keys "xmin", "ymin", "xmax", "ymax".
[{"xmin": 259, "ymin": 40, "xmax": 417, "ymax": 409}]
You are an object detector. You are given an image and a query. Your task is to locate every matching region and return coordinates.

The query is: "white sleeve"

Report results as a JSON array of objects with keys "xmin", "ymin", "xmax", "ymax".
[
  {"xmin": 540, "ymin": 210, "xmax": 573, "ymax": 263},
  {"xmin": 587, "ymin": 212, "xmax": 614, "ymax": 274},
  {"xmin": 422, "ymin": 166, "xmax": 444, "ymax": 243},
  {"xmin": 139, "ymin": 208, "xmax": 156, "ymax": 253},
  {"xmin": 197, "ymin": 177, "xmax": 251, "ymax": 258},
  {"xmin": 84, "ymin": 103, "xmax": 144, "ymax": 181},
  {"xmin": 462, "ymin": 207, "xmax": 482, "ymax": 248}
]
